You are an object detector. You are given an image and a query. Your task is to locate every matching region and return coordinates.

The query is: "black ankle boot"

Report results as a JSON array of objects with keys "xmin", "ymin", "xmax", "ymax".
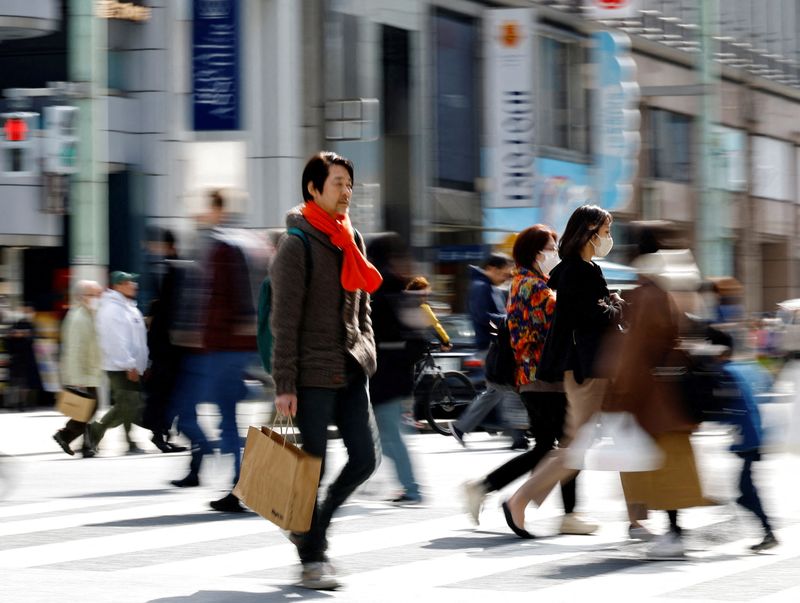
[{"xmin": 170, "ymin": 450, "xmax": 203, "ymax": 487}]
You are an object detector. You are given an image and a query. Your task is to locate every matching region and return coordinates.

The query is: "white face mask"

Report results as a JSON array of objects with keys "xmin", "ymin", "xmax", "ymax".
[
  {"xmin": 86, "ymin": 297, "xmax": 100, "ymax": 311},
  {"xmin": 591, "ymin": 234, "xmax": 614, "ymax": 258},
  {"xmin": 538, "ymin": 250, "xmax": 560, "ymax": 276}
]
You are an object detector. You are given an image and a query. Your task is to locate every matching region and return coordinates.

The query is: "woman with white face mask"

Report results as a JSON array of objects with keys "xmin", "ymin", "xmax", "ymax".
[
  {"xmin": 462, "ymin": 224, "xmax": 597, "ymax": 536},
  {"xmin": 502, "ymin": 205, "xmax": 624, "ymax": 538}
]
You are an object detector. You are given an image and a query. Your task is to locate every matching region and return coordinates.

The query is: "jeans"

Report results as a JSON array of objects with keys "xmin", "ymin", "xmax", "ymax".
[
  {"xmin": 453, "ymin": 382, "xmax": 527, "ymax": 443},
  {"xmin": 485, "ymin": 391, "xmax": 576, "ymax": 513},
  {"xmin": 294, "ymin": 365, "xmax": 379, "ymax": 563},
  {"xmin": 373, "ymin": 399, "xmax": 420, "ymax": 499},
  {"xmin": 173, "ymin": 351, "xmax": 252, "ymax": 484}
]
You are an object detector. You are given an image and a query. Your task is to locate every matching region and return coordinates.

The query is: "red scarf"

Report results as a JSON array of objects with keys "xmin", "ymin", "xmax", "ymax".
[{"xmin": 301, "ymin": 201, "xmax": 383, "ymax": 293}]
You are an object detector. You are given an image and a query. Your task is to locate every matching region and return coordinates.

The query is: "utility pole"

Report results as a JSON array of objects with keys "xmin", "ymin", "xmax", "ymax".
[
  {"xmin": 68, "ymin": 0, "xmax": 108, "ymax": 286},
  {"xmin": 696, "ymin": 0, "xmax": 731, "ymax": 278}
]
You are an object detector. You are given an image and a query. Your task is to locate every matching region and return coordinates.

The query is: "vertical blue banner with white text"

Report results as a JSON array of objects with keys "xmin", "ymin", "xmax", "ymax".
[{"xmin": 192, "ymin": 0, "xmax": 240, "ymax": 131}]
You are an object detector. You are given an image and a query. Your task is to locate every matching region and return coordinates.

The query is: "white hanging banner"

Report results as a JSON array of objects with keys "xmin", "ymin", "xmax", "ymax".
[
  {"xmin": 484, "ymin": 8, "xmax": 535, "ymax": 208},
  {"xmin": 585, "ymin": 0, "xmax": 640, "ymax": 20}
]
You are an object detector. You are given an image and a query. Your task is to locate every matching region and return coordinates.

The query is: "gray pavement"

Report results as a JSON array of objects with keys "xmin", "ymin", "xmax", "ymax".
[{"xmin": 1, "ymin": 407, "xmax": 800, "ymax": 602}]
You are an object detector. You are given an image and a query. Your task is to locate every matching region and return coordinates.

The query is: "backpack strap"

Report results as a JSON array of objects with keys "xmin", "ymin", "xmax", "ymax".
[{"xmin": 287, "ymin": 227, "xmax": 312, "ymax": 288}]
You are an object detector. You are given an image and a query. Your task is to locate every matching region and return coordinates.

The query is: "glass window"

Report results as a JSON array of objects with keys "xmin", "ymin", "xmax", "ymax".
[
  {"xmin": 433, "ymin": 10, "xmax": 478, "ymax": 190},
  {"xmin": 538, "ymin": 33, "xmax": 588, "ymax": 155},
  {"xmin": 650, "ymin": 109, "xmax": 692, "ymax": 183}
]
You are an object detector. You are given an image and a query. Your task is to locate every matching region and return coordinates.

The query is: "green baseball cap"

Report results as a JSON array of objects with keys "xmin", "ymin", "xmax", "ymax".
[{"xmin": 110, "ymin": 271, "xmax": 139, "ymax": 285}]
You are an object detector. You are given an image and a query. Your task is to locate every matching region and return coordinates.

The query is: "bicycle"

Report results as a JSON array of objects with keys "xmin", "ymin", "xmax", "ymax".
[{"xmin": 412, "ymin": 343, "xmax": 476, "ymax": 435}]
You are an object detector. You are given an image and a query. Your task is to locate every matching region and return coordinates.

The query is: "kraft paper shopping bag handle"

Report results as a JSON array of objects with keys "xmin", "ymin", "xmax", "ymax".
[{"xmin": 270, "ymin": 413, "xmax": 299, "ymax": 448}]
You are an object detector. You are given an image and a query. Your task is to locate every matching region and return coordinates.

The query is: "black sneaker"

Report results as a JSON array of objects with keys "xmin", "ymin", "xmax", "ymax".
[
  {"xmin": 388, "ymin": 493, "xmax": 423, "ymax": 507},
  {"xmin": 751, "ymin": 532, "xmax": 779, "ymax": 552},
  {"xmin": 210, "ymin": 493, "xmax": 246, "ymax": 513},
  {"xmin": 53, "ymin": 432, "xmax": 74, "ymax": 456},
  {"xmin": 449, "ymin": 424, "xmax": 466, "ymax": 447}
]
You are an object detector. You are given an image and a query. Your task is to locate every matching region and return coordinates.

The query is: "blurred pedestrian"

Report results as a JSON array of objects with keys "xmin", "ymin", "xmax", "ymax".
[
  {"xmin": 169, "ymin": 190, "xmax": 263, "ymax": 514},
  {"xmin": 706, "ymin": 328, "xmax": 779, "ymax": 552},
  {"xmin": 89, "ymin": 272, "xmax": 149, "ymax": 454},
  {"xmin": 606, "ymin": 222, "xmax": 712, "ymax": 558},
  {"xmin": 367, "ymin": 233, "xmax": 424, "ymax": 506},
  {"xmin": 461, "ymin": 225, "xmax": 596, "ymax": 534},
  {"xmin": 271, "ymin": 151, "xmax": 382, "ymax": 590},
  {"xmin": 52, "ymin": 281, "xmax": 103, "ymax": 457},
  {"xmin": 142, "ymin": 228, "xmax": 186, "ymax": 453},
  {"xmin": 450, "ymin": 253, "xmax": 528, "ymax": 449},
  {"xmin": 502, "ymin": 205, "xmax": 623, "ymax": 538},
  {"xmin": 4, "ymin": 305, "xmax": 43, "ymax": 409}
]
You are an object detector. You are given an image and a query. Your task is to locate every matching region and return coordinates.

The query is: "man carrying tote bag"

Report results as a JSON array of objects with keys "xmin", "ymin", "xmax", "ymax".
[{"xmin": 53, "ymin": 281, "xmax": 103, "ymax": 457}]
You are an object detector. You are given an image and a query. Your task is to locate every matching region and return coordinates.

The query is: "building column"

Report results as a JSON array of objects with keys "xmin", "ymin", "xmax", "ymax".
[{"xmin": 68, "ymin": 0, "xmax": 108, "ymax": 286}]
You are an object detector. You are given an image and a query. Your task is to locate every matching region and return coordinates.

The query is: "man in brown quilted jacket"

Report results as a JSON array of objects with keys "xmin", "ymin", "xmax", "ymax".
[{"xmin": 270, "ymin": 151, "xmax": 379, "ymax": 590}]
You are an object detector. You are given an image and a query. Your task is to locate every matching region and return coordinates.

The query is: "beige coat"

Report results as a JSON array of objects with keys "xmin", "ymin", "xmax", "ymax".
[{"xmin": 60, "ymin": 304, "xmax": 102, "ymax": 388}]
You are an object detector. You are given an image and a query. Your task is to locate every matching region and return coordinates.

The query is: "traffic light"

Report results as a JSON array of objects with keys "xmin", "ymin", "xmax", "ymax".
[
  {"xmin": 1, "ymin": 112, "xmax": 39, "ymax": 175},
  {"xmin": 44, "ymin": 105, "xmax": 79, "ymax": 174}
]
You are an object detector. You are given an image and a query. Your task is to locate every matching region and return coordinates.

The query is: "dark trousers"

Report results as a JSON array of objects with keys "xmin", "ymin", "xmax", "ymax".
[
  {"xmin": 173, "ymin": 351, "xmax": 252, "ymax": 483},
  {"xmin": 58, "ymin": 388, "xmax": 98, "ymax": 447},
  {"xmin": 91, "ymin": 373, "xmax": 145, "ymax": 446},
  {"xmin": 294, "ymin": 364, "xmax": 379, "ymax": 563},
  {"xmin": 485, "ymin": 391, "xmax": 576, "ymax": 513},
  {"xmin": 737, "ymin": 450, "xmax": 772, "ymax": 533},
  {"xmin": 143, "ymin": 347, "xmax": 183, "ymax": 435}
]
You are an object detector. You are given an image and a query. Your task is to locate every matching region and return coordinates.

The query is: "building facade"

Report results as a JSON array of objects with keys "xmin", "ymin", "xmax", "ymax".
[{"xmin": 2, "ymin": 0, "xmax": 800, "ymax": 314}]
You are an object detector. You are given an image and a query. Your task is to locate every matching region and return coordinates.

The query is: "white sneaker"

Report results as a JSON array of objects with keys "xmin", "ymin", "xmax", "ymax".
[
  {"xmin": 628, "ymin": 525, "xmax": 655, "ymax": 542},
  {"xmin": 646, "ymin": 532, "xmax": 685, "ymax": 560},
  {"xmin": 298, "ymin": 561, "xmax": 340, "ymax": 590},
  {"xmin": 461, "ymin": 479, "xmax": 488, "ymax": 525},
  {"xmin": 559, "ymin": 513, "xmax": 599, "ymax": 535}
]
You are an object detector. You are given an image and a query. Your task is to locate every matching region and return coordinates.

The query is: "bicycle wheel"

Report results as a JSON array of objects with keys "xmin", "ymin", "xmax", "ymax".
[{"xmin": 424, "ymin": 371, "xmax": 475, "ymax": 435}]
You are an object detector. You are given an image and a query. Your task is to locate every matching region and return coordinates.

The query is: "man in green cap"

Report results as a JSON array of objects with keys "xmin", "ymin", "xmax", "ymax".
[{"xmin": 88, "ymin": 271, "xmax": 150, "ymax": 454}]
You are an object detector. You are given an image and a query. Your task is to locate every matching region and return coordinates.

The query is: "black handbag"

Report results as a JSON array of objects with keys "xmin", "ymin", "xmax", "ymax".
[{"xmin": 484, "ymin": 317, "xmax": 516, "ymax": 386}]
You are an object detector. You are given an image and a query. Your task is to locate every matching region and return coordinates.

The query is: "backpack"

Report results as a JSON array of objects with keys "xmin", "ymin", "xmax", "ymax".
[
  {"xmin": 653, "ymin": 346, "xmax": 725, "ymax": 423},
  {"xmin": 484, "ymin": 316, "xmax": 516, "ymax": 386},
  {"xmin": 257, "ymin": 227, "xmax": 312, "ymax": 373}
]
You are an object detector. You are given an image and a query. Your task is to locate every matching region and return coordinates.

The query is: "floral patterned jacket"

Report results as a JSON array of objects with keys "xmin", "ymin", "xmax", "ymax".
[{"xmin": 506, "ymin": 266, "xmax": 556, "ymax": 387}]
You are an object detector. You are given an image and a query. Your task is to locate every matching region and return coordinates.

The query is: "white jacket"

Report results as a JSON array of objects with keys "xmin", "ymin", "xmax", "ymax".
[{"xmin": 96, "ymin": 289, "xmax": 149, "ymax": 373}]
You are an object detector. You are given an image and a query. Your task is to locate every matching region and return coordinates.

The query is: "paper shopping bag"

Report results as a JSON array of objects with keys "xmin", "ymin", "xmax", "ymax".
[
  {"xmin": 233, "ymin": 425, "xmax": 322, "ymax": 532},
  {"xmin": 55, "ymin": 389, "xmax": 96, "ymax": 423}
]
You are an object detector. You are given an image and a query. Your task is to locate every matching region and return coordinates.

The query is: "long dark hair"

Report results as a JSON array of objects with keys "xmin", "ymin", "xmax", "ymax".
[{"xmin": 558, "ymin": 204, "xmax": 612, "ymax": 260}]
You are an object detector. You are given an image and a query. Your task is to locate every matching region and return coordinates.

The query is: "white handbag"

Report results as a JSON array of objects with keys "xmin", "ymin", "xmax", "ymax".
[{"xmin": 564, "ymin": 412, "xmax": 665, "ymax": 472}]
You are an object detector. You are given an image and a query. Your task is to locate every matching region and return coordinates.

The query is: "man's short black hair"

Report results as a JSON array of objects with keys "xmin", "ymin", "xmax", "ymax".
[
  {"xmin": 484, "ymin": 252, "xmax": 512, "ymax": 269},
  {"xmin": 302, "ymin": 151, "xmax": 355, "ymax": 201}
]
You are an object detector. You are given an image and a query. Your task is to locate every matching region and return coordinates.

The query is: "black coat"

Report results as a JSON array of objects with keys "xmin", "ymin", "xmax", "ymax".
[
  {"xmin": 369, "ymin": 272, "xmax": 425, "ymax": 405},
  {"xmin": 537, "ymin": 257, "xmax": 622, "ymax": 384}
]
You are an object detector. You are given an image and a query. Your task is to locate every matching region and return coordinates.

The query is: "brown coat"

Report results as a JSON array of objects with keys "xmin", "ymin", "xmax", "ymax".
[
  {"xmin": 269, "ymin": 207, "xmax": 376, "ymax": 396},
  {"xmin": 604, "ymin": 279, "xmax": 695, "ymax": 436}
]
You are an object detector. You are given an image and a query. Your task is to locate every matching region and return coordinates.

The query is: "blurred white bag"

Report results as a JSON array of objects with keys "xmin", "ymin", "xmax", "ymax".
[{"xmin": 565, "ymin": 412, "xmax": 664, "ymax": 472}]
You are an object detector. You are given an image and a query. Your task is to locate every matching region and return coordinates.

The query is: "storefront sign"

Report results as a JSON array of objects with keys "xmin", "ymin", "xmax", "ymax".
[
  {"xmin": 96, "ymin": 0, "xmax": 151, "ymax": 22},
  {"xmin": 483, "ymin": 158, "xmax": 592, "ymax": 244},
  {"xmin": 592, "ymin": 30, "xmax": 640, "ymax": 212},
  {"xmin": 192, "ymin": 0, "xmax": 240, "ymax": 131},
  {"xmin": 484, "ymin": 8, "xmax": 535, "ymax": 208}
]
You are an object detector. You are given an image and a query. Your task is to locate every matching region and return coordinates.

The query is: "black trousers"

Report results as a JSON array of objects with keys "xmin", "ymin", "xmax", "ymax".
[
  {"xmin": 485, "ymin": 391, "xmax": 576, "ymax": 514},
  {"xmin": 58, "ymin": 387, "xmax": 98, "ymax": 447}
]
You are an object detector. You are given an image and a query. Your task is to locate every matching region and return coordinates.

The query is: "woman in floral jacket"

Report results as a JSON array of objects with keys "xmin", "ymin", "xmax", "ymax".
[{"xmin": 461, "ymin": 225, "xmax": 596, "ymax": 536}]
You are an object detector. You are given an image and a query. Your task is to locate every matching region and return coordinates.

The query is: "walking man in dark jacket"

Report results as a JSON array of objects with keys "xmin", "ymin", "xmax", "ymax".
[
  {"xmin": 450, "ymin": 254, "xmax": 528, "ymax": 448},
  {"xmin": 271, "ymin": 151, "xmax": 382, "ymax": 590}
]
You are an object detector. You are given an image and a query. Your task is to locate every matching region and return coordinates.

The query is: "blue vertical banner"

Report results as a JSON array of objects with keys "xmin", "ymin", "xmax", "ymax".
[
  {"xmin": 592, "ymin": 31, "xmax": 640, "ymax": 212},
  {"xmin": 192, "ymin": 0, "xmax": 240, "ymax": 131}
]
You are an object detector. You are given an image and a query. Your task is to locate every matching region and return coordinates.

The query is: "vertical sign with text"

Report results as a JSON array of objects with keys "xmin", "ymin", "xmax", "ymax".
[
  {"xmin": 484, "ymin": 8, "xmax": 535, "ymax": 208},
  {"xmin": 192, "ymin": 0, "xmax": 240, "ymax": 131}
]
